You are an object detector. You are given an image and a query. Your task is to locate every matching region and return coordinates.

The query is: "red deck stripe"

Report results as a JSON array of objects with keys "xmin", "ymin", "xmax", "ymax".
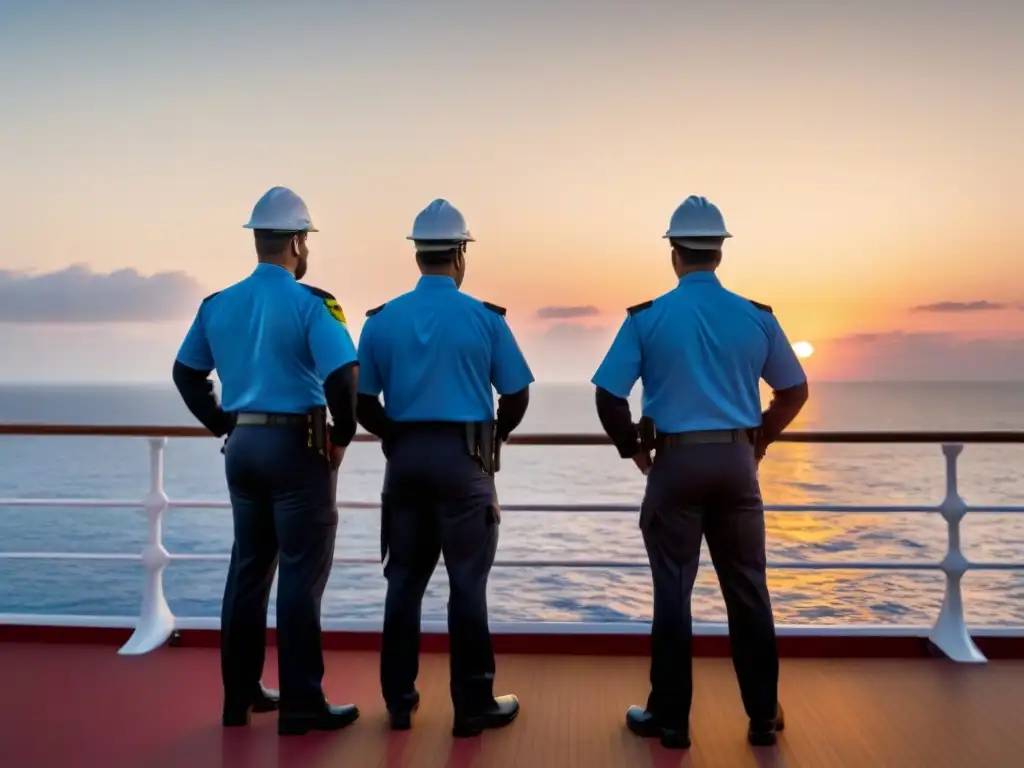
[{"xmin": 2, "ymin": 624, "xmax": 1021, "ymax": 658}]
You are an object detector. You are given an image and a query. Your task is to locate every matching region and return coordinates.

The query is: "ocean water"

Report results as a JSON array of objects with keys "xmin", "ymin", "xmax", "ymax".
[{"xmin": 0, "ymin": 382, "xmax": 1023, "ymax": 628}]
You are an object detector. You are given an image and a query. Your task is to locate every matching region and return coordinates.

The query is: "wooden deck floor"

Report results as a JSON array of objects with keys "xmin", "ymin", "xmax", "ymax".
[{"xmin": 2, "ymin": 642, "xmax": 1023, "ymax": 767}]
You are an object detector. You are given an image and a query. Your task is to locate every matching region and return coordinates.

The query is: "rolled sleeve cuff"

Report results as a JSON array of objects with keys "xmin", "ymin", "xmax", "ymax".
[
  {"xmin": 590, "ymin": 372, "xmax": 632, "ymax": 401},
  {"xmin": 495, "ymin": 370, "xmax": 535, "ymax": 397},
  {"xmin": 174, "ymin": 352, "xmax": 212, "ymax": 373},
  {"xmin": 768, "ymin": 370, "xmax": 808, "ymax": 391}
]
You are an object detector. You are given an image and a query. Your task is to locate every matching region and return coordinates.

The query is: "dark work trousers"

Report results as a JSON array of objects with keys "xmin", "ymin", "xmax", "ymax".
[
  {"xmin": 221, "ymin": 425, "xmax": 338, "ymax": 712},
  {"xmin": 639, "ymin": 442, "xmax": 778, "ymax": 726},
  {"xmin": 378, "ymin": 427, "xmax": 499, "ymax": 716}
]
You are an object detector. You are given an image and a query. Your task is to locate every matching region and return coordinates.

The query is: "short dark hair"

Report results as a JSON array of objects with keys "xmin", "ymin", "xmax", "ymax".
[
  {"xmin": 254, "ymin": 230, "xmax": 303, "ymax": 259},
  {"xmin": 414, "ymin": 240, "xmax": 464, "ymax": 267},
  {"xmin": 670, "ymin": 237, "xmax": 723, "ymax": 266}
]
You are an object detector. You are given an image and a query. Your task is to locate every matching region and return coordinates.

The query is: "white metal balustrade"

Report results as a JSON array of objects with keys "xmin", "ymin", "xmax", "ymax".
[{"xmin": 1, "ymin": 430, "xmax": 1023, "ymax": 664}]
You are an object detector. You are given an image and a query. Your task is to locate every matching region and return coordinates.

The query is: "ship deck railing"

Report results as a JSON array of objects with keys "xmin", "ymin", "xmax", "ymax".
[{"xmin": 1, "ymin": 425, "xmax": 1023, "ymax": 662}]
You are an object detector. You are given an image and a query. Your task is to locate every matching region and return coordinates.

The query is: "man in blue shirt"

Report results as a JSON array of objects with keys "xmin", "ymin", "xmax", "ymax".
[
  {"xmin": 592, "ymin": 196, "xmax": 809, "ymax": 750},
  {"xmin": 172, "ymin": 187, "xmax": 361, "ymax": 736},
  {"xmin": 356, "ymin": 199, "xmax": 534, "ymax": 737}
]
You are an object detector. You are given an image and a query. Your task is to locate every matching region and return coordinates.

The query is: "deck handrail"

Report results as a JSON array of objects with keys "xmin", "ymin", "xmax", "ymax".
[
  {"xmin": 1, "ymin": 425, "xmax": 1023, "ymax": 663},
  {"xmin": 2, "ymin": 423, "xmax": 1024, "ymax": 443}
]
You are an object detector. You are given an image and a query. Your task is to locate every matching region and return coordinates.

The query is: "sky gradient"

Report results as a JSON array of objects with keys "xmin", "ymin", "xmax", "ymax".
[{"xmin": 0, "ymin": 0, "xmax": 1021, "ymax": 382}]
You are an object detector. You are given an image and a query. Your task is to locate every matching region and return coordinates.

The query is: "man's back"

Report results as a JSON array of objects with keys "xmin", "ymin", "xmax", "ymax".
[
  {"xmin": 359, "ymin": 275, "xmax": 529, "ymax": 422},
  {"xmin": 594, "ymin": 271, "xmax": 803, "ymax": 433},
  {"xmin": 185, "ymin": 263, "xmax": 344, "ymax": 414}
]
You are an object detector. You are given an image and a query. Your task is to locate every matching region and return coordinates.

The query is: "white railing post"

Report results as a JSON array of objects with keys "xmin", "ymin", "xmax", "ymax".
[
  {"xmin": 927, "ymin": 443, "xmax": 986, "ymax": 663},
  {"xmin": 118, "ymin": 437, "xmax": 176, "ymax": 655}
]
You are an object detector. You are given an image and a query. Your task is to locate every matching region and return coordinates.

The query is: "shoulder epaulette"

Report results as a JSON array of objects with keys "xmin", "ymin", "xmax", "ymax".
[
  {"xmin": 482, "ymin": 301, "xmax": 507, "ymax": 316},
  {"xmin": 365, "ymin": 303, "xmax": 386, "ymax": 318},
  {"xmin": 626, "ymin": 300, "xmax": 654, "ymax": 316},
  {"xmin": 301, "ymin": 284, "xmax": 346, "ymax": 324},
  {"xmin": 749, "ymin": 300, "xmax": 773, "ymax": 314},
  {"xmin": 301, "ymin": 283, "xmax": 336, "ymax": 300}
]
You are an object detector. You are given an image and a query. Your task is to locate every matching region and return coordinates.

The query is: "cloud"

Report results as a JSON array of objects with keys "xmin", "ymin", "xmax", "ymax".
[
  {"xmin": 0, "ymin": 265, "xmax": 204, "ymax": 323},
  {"xmin": 911, "ymin": 300, "xmax": 1014, "ymax": 313},
  {"xmin": 820, "ymin": 331, "xmax": 1024, "ymax": 380},
  {"xmin": 537, "ymin": 322, "xmax": 611, "ymax": 343},
  {"xmin": 520, "ymin": 321, "xmax": 617, "ymax": 381},
  {"xmin": 535, "ymin": 305, "xmax": 601, "ymax": 320}
]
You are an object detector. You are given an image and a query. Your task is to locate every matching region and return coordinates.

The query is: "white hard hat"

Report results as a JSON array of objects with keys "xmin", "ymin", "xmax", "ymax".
[
  {"xmin": 407, "ymin": 199, "xmax": 475, "ymax": 251},
  {"xmin": 663, "ymin": 195, "xmax": 731, "ymax": 248},
  {"xmin": 243, "ymin": 186, "xmax": 318, "ymax": 232}
]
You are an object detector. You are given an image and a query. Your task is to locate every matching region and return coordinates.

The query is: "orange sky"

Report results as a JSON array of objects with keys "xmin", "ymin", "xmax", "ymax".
[{"xmin": 0, "ymin": 1, "xmax": 1021, "ymax": 382}]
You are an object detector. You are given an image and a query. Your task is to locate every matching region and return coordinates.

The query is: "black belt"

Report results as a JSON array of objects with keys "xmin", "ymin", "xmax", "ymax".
[
  {"xmin": 657, "ymin": 428, "xmax": 753, "ymax": 448},
  {"xmin": 234, "ymin": 412, "xmax": 308, "ymax": 427}
]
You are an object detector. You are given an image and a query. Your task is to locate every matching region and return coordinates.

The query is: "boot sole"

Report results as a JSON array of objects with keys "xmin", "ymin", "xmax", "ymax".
[
  {"xmin": 222, "ymin": 713, "xmax": 251, "ymax": 728},
  {"xmin": 388, "ymin": 701, "xmax": 420, "ymax": 731},
  {"xmin": 748, "ymin": 731, "xmax": 778, "ymax": 747},
  {"xmin": 278, "ymin": 710, "xmax": 360, "ymax": 736},
  {"xmin": 452, "ymin": 708, "xmax": 519, "ymax": 738}
]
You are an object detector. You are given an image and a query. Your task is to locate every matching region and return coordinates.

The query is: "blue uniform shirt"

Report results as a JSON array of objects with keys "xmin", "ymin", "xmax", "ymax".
[
  {"xmin": 176, "ymin": 263, "xmax": 358, "ymax": 413},
  {"xmin": 591, "ymin": 271, "xmax": 806, "ymax": 432},
  {"xmin": 357, "ymin": 275, "xmax": 535, "ymax": 421}
]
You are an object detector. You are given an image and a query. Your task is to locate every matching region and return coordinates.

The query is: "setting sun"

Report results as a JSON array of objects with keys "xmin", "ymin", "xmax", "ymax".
[{"xmin": 792, "ymin": 341, "xmax": 815, "ymax": 359}]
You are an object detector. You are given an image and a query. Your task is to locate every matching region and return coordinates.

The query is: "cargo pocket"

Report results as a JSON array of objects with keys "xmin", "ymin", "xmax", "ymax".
[
  {"xmin": 380, "ymin": 495, "xmax": 391, "ymax": 568},
  {"xmin": 486, "ymin": 478, "xmax": 500, "ymax": 525},
  {"xmin": 486, "ymin": 502, "xmax": 501, "ymax": 526},
  {"xmin": 638, "ymin": 501, "xmax": 654, "ymax": 532},
  {"xmin": 637, "ymin": 462, "xmax": 661, "ymax": 531},
  {"xmin": 638, "ymin": 480, "xmax": 658, "ymax": 532}
]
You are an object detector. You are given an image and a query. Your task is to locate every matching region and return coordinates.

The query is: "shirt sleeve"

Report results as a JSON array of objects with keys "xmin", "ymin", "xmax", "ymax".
[
  {"xmin": 306, "ymin": 295, "xmax": 358, "ymax": 379},
  {"xmin": 761, "ymin": 315, "xmax": 807, "ymax": 390},
  {"xmin": 490, "ymin": 315, "xmax": 535, "ymax": 395},
  {"xmin": 591, "ymin": 314, "xmax": 642, "ymax": 399},
  {"xmin": 176, "ymin": 303, "xmax": 215, "ymax": 372},
  {"xmin": 356, "ymin": 319, "xmax": 383, "ymax": 397}
]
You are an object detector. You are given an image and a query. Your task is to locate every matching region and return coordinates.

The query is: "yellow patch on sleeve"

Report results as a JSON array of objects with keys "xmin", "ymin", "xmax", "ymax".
[{"xmin": 324, "ymin": 298, "xmax": 347, "ymax": 326}]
